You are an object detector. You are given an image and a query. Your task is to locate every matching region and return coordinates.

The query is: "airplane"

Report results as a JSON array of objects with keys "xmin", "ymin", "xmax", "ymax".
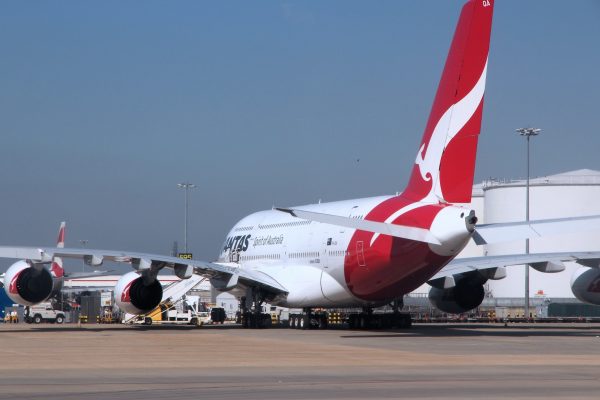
[{"xmin": 2, "ymin": 0, "xmax": 600, "ymax": 329}]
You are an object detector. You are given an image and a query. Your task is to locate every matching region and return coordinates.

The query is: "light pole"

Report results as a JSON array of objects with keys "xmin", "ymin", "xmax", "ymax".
[
  {"xmin": 516, "ymin": 127, "xmax": 541, "ymax": 320},
  {"xmin": 177, "ymin": 182, "xmax": 196, "ymax": 253},
  {"xmin": 79, "ymin": 239, "xmax": 88, "ymax": 272}
]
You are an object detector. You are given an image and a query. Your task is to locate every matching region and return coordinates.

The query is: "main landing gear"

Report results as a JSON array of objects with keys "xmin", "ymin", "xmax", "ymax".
[
  {"xmin": 239, "ymin": 289, "xmax": 272, "ymax": 329},
  {"xmin": 288, "ymin": 306, "xmax": 412, "ymax": 330},
  {"xmin": 347, "ymin": 309, "xmax": 412, "ymax": 330},
  {"xmin": 288, "ymin": 308, "xmax": 328, "ymax": 330},
  {"xmin": 240, "ymin": 292, "xmax": 412, "ymax": 330}
]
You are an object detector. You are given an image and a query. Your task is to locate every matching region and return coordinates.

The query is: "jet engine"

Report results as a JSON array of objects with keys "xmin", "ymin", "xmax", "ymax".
[
  {"xmin": 570, "ymin": 267, "xmax": 600, "ymax": 305},
  {"xmin": 3, "ymin": 260, "xmax": 54, "ymax": 306},
  {"xmin": 115, "ymin": 271, "xmax": 163, "ymax": 315},
  {"xmin": 428, "ymin": 280, "xmax": 485, "ymax": 314}
]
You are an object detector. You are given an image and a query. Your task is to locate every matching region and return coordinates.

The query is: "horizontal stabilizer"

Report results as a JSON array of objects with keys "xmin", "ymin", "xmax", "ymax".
[
  {"xmin": 276, "ymin": 208, "xmax": 441, "ymax": 245},
  {"xmin": 473, "ymin": 215, "xmax": 600, "ymax": 245}
]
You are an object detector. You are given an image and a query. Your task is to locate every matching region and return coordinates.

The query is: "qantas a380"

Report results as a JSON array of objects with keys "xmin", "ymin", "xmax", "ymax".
[{"xmin": 2, "ymin": 0, "xmax": 600, "ymax": 328}]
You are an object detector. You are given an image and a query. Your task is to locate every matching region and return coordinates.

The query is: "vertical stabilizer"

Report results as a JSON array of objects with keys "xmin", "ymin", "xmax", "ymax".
[
  {"xmin": 51, "ymin": 222, "xmax": 66, "ymax": 278},
  {"xmin": 402, "ymin": 0, "xmax": 493, "ymax": 204}
]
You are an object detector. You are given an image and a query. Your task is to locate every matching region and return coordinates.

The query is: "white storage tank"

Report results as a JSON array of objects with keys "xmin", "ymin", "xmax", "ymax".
[{"xmin": 483, "ymin": 169, "xmax": 600, "ymax": 298}]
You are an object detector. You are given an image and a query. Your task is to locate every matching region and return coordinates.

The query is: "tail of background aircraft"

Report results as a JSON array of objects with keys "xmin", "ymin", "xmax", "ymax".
[
  {"xmin": 402, "ymin": 0, "xmax": 493, "ymax": 204},
  {"xmin": 50, "ymin": 222, "xmax": 65, "ymax": 278}
]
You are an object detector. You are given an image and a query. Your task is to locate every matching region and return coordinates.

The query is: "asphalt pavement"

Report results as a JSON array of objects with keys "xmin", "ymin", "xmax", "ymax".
[{"xmin": 1, "ymin": 322, "xmax": 599, "ymax": 399}]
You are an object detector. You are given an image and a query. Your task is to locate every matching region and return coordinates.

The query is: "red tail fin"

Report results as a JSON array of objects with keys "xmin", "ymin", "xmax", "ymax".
[
  {"xmin": 51, "ymin": 221, "xmax": 66, "ymax": 278},
  {"xmin": 403, "ymin": 0, "xmax": 493, "ymax": 204},
  {"xmin": 56, "ymin": 221, "xmax": 65, "ymax": 249}
]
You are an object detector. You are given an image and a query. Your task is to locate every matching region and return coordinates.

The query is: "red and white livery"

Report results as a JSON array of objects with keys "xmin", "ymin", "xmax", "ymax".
[{"xmin": 216, "ymin": 0, "xmax": 493, "ymax": 307}]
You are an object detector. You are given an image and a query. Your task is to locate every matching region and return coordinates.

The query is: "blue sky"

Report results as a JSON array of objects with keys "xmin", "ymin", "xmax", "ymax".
[{"xmin": 0, "ymin": 1, "xmax": 599, "ymax": 270}]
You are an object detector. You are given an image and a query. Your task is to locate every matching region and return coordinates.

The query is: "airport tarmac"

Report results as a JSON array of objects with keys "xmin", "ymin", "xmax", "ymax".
[{"xmin": 1, "ymin": 323, "xmax": 599, "ymax": 400}]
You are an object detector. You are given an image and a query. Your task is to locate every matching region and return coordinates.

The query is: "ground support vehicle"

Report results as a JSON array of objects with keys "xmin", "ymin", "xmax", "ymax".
[
  {"xmin": 127, "ymin": 301, "xmax": 202, "ymax": 326},
  {"xmin": 210, "ymin": 307, "xmax": 226, "ymax": 324},
  {"xmin": 25, "ymin": 303, "xmax": 66, "ymax": 324},
  {"xmin": 126, "ymin": 299, "xmax": 225, "ymax": 327},
  {"xmin": 141, "ymin": 306, "xmax": 202, "ymax": 326},
  {"xmin": 240, "ymin": 311, "xmax": 273, "ymax": 329}
]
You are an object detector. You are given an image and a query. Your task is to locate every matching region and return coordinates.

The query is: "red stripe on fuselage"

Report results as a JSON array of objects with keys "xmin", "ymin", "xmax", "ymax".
[{"xmin": 344, "ymin": 196, "xmax": 452, "ymax": 301}]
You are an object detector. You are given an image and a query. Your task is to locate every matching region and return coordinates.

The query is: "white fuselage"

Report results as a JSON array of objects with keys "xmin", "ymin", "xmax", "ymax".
[{"xmin": 217, "ymin": 195, "xmax": 474, "ymax": 308}]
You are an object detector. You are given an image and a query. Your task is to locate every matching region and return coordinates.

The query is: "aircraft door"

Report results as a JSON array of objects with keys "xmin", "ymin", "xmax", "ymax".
[
  {"xmin": 322, "ymin": 232, "xmax": 331, "ymax": 270},
  {"xmin": 356, "ymin": 241, "xmax": 366, "ymax": 267}
]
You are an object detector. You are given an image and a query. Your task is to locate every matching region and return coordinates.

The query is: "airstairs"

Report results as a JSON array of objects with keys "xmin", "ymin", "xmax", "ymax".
[{"xmin": 124, "ymin": 275, "xmax": 206, "ymax": 324}]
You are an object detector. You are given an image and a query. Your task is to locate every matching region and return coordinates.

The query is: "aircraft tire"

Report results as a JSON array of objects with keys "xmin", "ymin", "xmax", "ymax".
[
  {"xmin": 359, "ymin": 315, "xmax": 367, "ymax": 329},
  {"xmin": 318, "ymin": 316, "xmax": 328, "ymax": 330}
]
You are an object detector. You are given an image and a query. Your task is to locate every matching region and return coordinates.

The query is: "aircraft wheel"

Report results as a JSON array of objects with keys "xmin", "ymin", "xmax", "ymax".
[
  {"xmin": 359, "ymin": 315, "xmax": 368, "ymax": 329},
  {"xmin": 318, "ymin": 316, "xmax": 328, "ymax": 330}
]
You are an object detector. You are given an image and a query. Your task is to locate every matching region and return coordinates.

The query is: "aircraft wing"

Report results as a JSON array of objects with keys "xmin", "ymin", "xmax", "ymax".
[
  {"xmin": 428, "ymin": 252, "xmax": 600, "ymax": 289},
  {"xmin": 64, "ymin": 270, "xmax": 114, "ymax": 279},
  {"xmin": 0, "ymin": 246, "xmax": 288, "ymax": 295}
]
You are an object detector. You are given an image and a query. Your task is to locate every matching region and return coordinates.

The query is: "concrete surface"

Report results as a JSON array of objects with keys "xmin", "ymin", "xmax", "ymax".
[{"xmin": 0, "ymin": 323, "xmax": 599, "ymax": 399}]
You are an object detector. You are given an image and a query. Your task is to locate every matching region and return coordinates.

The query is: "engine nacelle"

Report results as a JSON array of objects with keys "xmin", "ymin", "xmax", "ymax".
[
  {"xmin": 3, "ymin": 260, "xmax": 54, "ymax": 306},
  {"xmin": 115, "ymin": 271, "xmax": 163, "ymax": 315},
  {"xmin": 570, "ymin": 267, "xmax": 600, "ymax": 305},
  {"xmin": 428, "ymin": 281, "xmax": 485, "ymax": 314}
]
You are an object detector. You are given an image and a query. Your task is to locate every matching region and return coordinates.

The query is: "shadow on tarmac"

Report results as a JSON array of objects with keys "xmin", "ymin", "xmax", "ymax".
[
  {"xmin": 340, "ymin": 323, "xmax": 600, "ymax": 338},
  {"xmin": 0, "ymin": 323, "xmax": 243, "ymax": 333},
  {"xmin": 2, "ymin": 322, "xmax": 600, "ymax": 338}
]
